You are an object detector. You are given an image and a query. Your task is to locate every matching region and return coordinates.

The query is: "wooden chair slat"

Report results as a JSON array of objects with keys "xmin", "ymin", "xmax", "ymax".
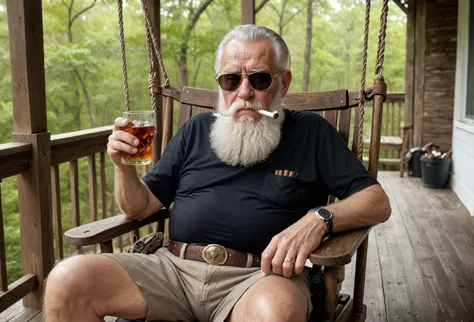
[
  {"xmin": 181, "ymin": 87, "xmax": 353, "ymax": 112},
  {"xmin": 339, "ymin": 109, "xmax": 351, "ymax": 146},
  {"xmin": 351, "ymin": 107, "xmax": 360, "ymax": 156},
  {"xmin": 192, "ymin": 106, "xmax": 213, "ymax": 116},
  {"xmin": 162, "ymin": 97, "xmax": 174, "ymax": 151},
  {"xmin": 151, "ymin": 86, "xmax": 182, "ymax": 102},
  {"xmin": 284, "ymin": 89, "xmax": 348, "ymax": 111},
  {"xmin": 100, "ymin": 152, "xmax": 107, "ymax": 219},
  {"xmin": 181, "ymin": 87, "xmax": 217, "ymax": 108},
  {"xmin": 326, "ymin": 110, "xmax": 338, "ymax": 128},
  {"xmin": 177, "ymin": 103, "xmax": 193, "ymax": 130},
  {"xmin": 51, "ymin": 165, "xmax": 64, "ymax": 260},
  {"xmin": 88, "ymin": 155, "xmax": 98, "ymax": 222},
  {"xmin": 0, "ymin": 184, "xmax": 7, "ymax": 291}
]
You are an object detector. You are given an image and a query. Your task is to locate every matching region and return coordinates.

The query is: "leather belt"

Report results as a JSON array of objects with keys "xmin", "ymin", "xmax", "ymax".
[{"xmin": 167, "ymin": 240, "xmax": 261, "ymax": 268}]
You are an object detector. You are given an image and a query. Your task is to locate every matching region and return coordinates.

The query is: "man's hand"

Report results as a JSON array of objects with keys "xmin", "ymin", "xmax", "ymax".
[
  {"xmin": 261, "ymin": 212, "xmax": 326, "ymax": 278},
  {"xmin": 107, "ymin": 117, "xmax": 139, "ymax": 170}
]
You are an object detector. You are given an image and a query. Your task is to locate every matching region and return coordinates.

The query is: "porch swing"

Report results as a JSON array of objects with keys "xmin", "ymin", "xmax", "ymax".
[{"xmin": 64, "ymin": 0, "xmax": 389, "ymax": 321}]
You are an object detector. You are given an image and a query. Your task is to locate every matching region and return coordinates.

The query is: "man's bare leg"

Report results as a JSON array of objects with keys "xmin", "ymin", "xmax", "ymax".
[
  {"xmin": 43, "ymin": 255, "xmax": 148, "ymax": 322},
  {"xmin": 227, "ymin": 275, "xmax": 308, "ymax": 322}
]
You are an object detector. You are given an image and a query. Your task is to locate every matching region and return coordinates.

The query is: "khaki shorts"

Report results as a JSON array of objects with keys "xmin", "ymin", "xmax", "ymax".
[{"xmin": 102, "ymin": 246, "xmax": 313, "ymax": 322}]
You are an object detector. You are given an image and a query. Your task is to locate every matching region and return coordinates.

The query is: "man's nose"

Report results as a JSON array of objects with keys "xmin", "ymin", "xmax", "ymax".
[{"xmin": 237, "ymin": 78, "xmax": 254, "ymax": 100}]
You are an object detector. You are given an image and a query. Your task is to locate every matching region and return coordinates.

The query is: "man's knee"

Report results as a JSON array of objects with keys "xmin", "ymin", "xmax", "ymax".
[
  {"xmin": 232, "ymin": 276, "xmax": 308, "ymax": 322},
  {"xmin": 44, "ymin": 255, "xmax": 100, "ymax": 307},
  {"xmin": 251, "ymin": 292, "xmax": 307, "ymax": 322}
]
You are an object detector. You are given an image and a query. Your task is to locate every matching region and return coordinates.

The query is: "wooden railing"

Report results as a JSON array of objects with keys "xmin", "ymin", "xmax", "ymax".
[{"xmin": 0, "ymin": 126, "xmax": 155, "ymax": 313}]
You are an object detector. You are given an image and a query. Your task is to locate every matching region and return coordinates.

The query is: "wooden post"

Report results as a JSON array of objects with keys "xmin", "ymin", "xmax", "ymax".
[
  {"xmin": 6, "ymin": 0, "xmax": 54, "ymax": 309},
  {"xmin": 353, "ymin": 236, "xmax": 369, "ymax": 314},
  {"xmin": 323, "ymin": 266, "xmax": 338, "ymax": 320},
  {"xmin": 404, "ymin": 2, "xmax": 415, "ymax": 147},
  {"xmin": 144, "ymin": 0, "xmax": 164, "ymax": 166},
  {"xmin": 368, "ymin": 77, "xmax": 386, "ymax": 179},
  {"xmin": 413, "ymin": 0, "xmax": 426, "ymax": 147},
  {"xmin": 241, "ymin": 0, "xmax": 255, "ymax": 24}
]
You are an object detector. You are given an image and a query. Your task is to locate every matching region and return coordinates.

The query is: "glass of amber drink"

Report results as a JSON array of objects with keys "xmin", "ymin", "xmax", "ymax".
[{"xmin": 121, "ymin": 110, "xmax": 156, "ymax": 165}]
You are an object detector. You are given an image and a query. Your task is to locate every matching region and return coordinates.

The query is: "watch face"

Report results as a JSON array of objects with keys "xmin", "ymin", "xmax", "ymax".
[{"xmin": 318, "ymin": 208, "xmax": 332, "ymax": 220}]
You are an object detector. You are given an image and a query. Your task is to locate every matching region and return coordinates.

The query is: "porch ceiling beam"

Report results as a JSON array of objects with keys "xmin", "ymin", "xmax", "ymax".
[{"xmin": 392, "ymin": 0, "xmax": 408, "ymax": 14}]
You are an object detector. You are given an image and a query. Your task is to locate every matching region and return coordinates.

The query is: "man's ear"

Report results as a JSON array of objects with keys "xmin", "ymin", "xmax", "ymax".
[{"xmin": 280, "ymin": 70, "xmax": 292, "ymax": 97}]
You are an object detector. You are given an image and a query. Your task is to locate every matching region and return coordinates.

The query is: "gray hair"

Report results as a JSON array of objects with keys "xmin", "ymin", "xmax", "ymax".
[{"xmin": 214, "ymin": 25, "xmax": 290, "ymax": 73}]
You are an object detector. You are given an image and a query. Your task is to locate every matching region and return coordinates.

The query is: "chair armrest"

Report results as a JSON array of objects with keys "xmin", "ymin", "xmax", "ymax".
[
  {"xmin": 309, "ymin": 226, "xmax": 372, "ymax": 266},
  {"xmin": 64, "ymin": 208, "xmax": 169, "ymax": 247}
]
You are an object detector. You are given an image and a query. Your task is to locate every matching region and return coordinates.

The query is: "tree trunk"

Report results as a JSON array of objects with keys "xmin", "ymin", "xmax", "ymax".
[
  {"xmin": 74, "ymin": 69, "xmax": 95, "ymax": 127},
  {"xmin": 179, "ymin": 0, "xmax": 214, "ymax": 86},
  {"xmin": 302, "ymin": 0, "xmax": 313, "ymax": 92},
  {"xmin": 61, "ymin": 0, "xmax": 97, "ymax": 126}
]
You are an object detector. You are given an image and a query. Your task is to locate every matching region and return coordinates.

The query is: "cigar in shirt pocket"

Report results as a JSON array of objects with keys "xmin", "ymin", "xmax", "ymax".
[{"xmin": 274, "ymin": 170, "xmax": 298, "ymax": 178}]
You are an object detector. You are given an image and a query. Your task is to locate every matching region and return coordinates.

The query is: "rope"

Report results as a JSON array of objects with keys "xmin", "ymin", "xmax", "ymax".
[
  {"xmin": 375, "ymin": 0, "xmax": 389, "ymax": 75},
  {"xmin": 357, "ymin": 0, "xmax": 371, "ymax": 161},
  {"xmin": 117, "ymin": 0, "xmax": 130, "ymax": 111},
  {"xmin": 140, "ymin": 0, "xmax": 170, "ymax": 88},
  {"xmin": 143, "ymin": 8, "xmax": 158, "ymax": 111}
]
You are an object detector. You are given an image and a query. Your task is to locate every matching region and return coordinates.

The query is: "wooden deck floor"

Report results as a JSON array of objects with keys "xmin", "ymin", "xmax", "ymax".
[{"xmin": 1, "ymin": 171, "xmax": 473, "ymax": 322}]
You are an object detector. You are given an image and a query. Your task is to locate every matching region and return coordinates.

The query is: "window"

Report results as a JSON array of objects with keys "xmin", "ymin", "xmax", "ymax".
[{"xmin": 466, "ymin": 2, "xmax": 474, "ymax": 119}]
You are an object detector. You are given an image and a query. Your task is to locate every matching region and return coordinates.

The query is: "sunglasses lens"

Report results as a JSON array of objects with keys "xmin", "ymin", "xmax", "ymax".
[
  {"xmin": 249, "ymin": 72, "xmax": 272, "ymax": 90},
  {"xmin": 218, "ymin": 74, "xmax": 242, "ymax": 91}
]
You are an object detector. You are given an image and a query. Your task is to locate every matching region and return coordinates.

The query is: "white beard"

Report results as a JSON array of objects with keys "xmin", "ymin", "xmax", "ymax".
[{"xmin": 209, "ymin": 91, "xmax": 285, "ymax": 167}]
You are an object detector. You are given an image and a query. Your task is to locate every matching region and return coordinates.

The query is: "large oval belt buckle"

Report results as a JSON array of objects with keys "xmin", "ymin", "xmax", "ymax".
[{"xmin": 202, "ymin": 244, "xmax": 228, "ymax": 265}]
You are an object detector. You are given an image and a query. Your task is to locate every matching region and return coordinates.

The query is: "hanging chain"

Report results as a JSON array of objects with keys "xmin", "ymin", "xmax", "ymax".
[
  {"xmin": 357, "ymin": 0, "xmax": 371, "ymax": 161},
  {"xmin": 117, "ymin": 0, "xmax": 130, "ymax": 111}
]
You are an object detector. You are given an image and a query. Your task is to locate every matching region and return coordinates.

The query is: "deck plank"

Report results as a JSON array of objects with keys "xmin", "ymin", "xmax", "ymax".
[
  {"xmin": 379, "ymin": 173, "xmax": 437, "ymax": 322},
  {"xmin": 0, "ymin": 301, "xmax": 24, "ymax": 321},
  {"xmin": 388, "ymin": 172, "xmax": 471, "ymax": 321},
  {"xmin": 407, "ymin": 176, "xmax": 474, "ymax": 320},
  {"xmin": 8, "ymin": 307, "xmax": 40, "ymax": 321}
]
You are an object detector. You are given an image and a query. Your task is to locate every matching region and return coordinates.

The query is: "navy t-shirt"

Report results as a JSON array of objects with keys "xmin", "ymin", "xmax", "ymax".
[{"xmin": 142, "ymin": 109, "xmax": 378, "ymax": 254}]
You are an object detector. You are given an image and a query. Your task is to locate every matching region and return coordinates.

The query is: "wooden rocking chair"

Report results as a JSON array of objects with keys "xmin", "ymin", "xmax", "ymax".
[
  {"xmin": 64, "ymin": 82, "xmax": 386, "ymax": 322},
  {"xmin": 64, "ymin": 0, "xmax": 389, "ymax": 320}
]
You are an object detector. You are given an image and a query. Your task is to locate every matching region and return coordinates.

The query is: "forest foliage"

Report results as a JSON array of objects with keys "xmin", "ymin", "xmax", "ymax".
[{"xmin": 0, "ymin": 0, "xmax": 406, "ymax": 284}]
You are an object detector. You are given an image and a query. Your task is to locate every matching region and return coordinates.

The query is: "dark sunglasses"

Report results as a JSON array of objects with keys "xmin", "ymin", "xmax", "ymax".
[{"xmin": 216, "ymin": 71, "xmax": 281, "ymax": 92}]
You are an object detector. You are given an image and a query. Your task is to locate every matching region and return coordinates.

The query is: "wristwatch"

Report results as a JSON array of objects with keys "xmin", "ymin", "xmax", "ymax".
[{"xmin": 311, "ymin": 207, "xmax": 333, "ymax": 239}]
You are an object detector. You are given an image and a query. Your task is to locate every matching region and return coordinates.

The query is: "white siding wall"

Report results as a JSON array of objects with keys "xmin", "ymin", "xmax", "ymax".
[{"xmin": 452, "ymin": 0, "xmax": 474, "ymax": 217}]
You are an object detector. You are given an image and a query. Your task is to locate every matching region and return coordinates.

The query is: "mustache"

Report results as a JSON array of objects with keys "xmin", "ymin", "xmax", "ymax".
[{"xmin": 219, "ymin": 100, "xmax": 264, "ymax": 117}]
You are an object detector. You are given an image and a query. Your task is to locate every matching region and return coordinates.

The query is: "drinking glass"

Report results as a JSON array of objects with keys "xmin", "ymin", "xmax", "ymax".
[{"xmin": 120, "ymin": 110, "xmax": 156, "ymax": 165}]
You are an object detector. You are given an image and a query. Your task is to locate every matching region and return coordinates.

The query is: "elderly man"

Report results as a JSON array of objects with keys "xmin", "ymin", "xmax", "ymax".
[{"xmin": 43, "ymin": 25, "xmax": 391, "ymax": 322}]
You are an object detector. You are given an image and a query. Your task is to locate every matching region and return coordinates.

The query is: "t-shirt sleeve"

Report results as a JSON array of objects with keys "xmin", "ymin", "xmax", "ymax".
[
  {"xmin": 141, "ymin": 124, "xmax": 187, "ymax": 208},
  {"xmin": 316, "ymin": 123, "xmax": 379, "ymax": 200}
]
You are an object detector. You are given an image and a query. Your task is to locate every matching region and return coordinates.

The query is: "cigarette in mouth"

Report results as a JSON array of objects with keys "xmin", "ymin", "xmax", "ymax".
[
  {"xmin": 213, "ymin": 110, "xmax": 279, "ymax": 119},
  {"xmin": 258, "ymin": 110, "xmax": 279, "ymax": 119}
]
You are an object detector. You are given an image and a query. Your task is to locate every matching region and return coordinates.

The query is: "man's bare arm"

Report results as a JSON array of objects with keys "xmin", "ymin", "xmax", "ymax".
[
  {"xmin": 114, "ymin": 167, "xmax": 163, "ymax": 221},
  {"xmin": 261, "ymin": 184, "xmax": 391, "ymax": 278},
  {"xmin": 325, "ymin": 183, "xmax": 391, "ymax": 233},
  {"xmin": 107, "ymin": 117, "xmax": 164, "ymax": 221}
]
